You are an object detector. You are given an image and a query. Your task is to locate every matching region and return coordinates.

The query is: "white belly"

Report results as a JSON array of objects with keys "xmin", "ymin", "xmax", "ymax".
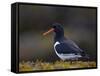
[{"xmin": 54, "ymin": 41, "xmax": 82, "ymax": 61}]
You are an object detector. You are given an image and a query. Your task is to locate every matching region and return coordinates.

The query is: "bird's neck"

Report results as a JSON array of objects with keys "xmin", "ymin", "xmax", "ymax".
[{"xmin": 54, "ymin": 32, "xmax": 64, "ymax": 42}]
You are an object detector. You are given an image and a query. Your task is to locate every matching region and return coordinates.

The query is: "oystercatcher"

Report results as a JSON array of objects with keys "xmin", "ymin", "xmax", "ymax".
[{"xmin": 43, "ymin": 23, "xmax": 89, "ymax": 61}]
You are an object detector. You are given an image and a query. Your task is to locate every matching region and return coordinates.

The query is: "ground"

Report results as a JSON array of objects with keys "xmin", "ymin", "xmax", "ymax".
[{"xmin": 19, "ymin": 60, "xmax": 96, "ymax": 72}]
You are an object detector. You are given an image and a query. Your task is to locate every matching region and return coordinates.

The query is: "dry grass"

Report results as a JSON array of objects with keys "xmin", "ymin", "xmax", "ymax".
[{"xmin": 19, "ymin": 60, "xmax": 96, "ymax": 72}]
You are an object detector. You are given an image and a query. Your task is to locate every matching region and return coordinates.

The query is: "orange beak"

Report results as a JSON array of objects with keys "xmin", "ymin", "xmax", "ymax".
[{"xmin": 43, "ymin": 28, "xmax": 54, "ymax": 36}]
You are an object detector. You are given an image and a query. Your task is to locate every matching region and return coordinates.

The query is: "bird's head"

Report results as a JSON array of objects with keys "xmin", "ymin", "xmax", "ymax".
[{"xmin": 43, "ymin": 23, "xmax": 64, "ymax": 36}]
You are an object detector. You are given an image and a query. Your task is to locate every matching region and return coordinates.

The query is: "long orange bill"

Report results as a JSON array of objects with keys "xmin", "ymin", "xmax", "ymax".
[{"xmin": 43, "ymin": 28, "xmax": 54, "ymax": 36}]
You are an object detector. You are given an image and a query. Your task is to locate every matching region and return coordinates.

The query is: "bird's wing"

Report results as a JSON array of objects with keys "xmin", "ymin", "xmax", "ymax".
[
  {"xmin": 55, "ymin": 42, "xmax": 81, "ymax": 54},
  {"xmin": 65, "ymin": 39, "xmax": 83, "ymax": 52},
  {"xmin": 63, "ymin": 38, "xmax": 88, "ymax": 57}
]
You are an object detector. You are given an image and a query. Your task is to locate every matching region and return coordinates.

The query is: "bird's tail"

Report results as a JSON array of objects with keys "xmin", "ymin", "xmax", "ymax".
[
  {"xmin": 81, "ymin": 51, "xmax": 90, "ymax": 60},
  {"xmin": 84, "ymin": 54, "xmax": 90, "ymax": 60}
]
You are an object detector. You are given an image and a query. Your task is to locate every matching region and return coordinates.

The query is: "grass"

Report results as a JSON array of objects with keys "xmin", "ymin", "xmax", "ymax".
[{"xmin": 19, "ymin": 60, "xmax": 96, "ymax": 72}]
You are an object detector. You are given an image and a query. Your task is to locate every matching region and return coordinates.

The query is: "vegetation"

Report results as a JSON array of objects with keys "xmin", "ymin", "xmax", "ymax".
[{"xmin": 19, "ymin": 60, "xmax": 96, "ymax": 72}]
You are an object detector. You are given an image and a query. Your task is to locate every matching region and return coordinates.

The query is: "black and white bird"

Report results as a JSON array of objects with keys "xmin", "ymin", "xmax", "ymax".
[{"xmin": 43, "ymin": 23, "xmax": 89, "ymax": 61}]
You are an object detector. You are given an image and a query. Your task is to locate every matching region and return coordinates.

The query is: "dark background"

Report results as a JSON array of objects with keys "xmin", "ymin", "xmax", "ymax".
[{"xmin": 19, "ymin": 4, "xmax": 97, "ymax": 62}]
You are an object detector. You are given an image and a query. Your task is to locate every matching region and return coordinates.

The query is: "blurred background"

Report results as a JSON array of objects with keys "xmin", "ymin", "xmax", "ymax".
[{"xmin": 19, "ymin": 4, "xmax": 97, "ymax": 62}]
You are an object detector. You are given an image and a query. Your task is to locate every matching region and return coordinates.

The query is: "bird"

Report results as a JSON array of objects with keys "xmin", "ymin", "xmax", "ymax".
[{"xmin": 43, "ymin": 23, "xmax": 89, "ymax": 61}]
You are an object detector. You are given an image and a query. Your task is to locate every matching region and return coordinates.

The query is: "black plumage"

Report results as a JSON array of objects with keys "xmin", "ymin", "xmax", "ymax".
[{"xmin": 52, "ymin": 23, "xmax": 89, "ymax": 60}]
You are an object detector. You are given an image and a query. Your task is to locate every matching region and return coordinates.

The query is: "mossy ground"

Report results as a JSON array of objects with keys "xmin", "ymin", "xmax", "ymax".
[{"xmin": 19, "ymin": 60, "xmax": 96, "ymax": 72}]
